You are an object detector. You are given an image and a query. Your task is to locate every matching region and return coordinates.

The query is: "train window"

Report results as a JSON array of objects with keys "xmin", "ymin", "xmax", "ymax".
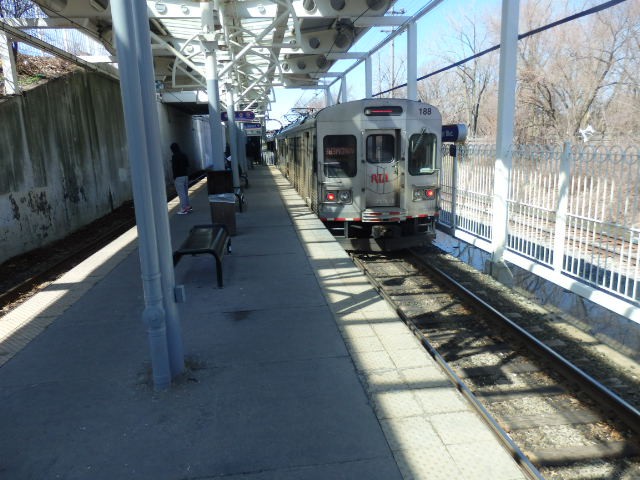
[
  {"xmin": 366, "ymin": 134, "xmax": 394, "ymax": 164},
  {"xmin": 313, "ymin": 135, "xmax": 318, "ymax": 173},
  {"xmin": 408, "ymin": 131, "xmax": 438, "ymax": 175},
  {"xmin": 323, "ymin": 135, "xmax": 357, "ymax": 178}
]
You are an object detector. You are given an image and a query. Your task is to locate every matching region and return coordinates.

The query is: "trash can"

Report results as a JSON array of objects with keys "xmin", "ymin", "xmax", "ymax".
[
  {"xmin": 209, "ymin": 193, "xmax": 236, "ymax": 235},
  {"xmin": 207, "ymin": 170, "xmax": 233, "ymax": 195}
]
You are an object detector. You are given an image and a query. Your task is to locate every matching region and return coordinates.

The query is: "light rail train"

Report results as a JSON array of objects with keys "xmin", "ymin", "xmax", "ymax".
[{"xmin": 275, "ymin": 98, "xmax": 445, "ymax": 250}]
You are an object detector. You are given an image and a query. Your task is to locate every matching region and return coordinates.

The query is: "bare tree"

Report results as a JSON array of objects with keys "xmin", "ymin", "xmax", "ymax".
[
  {"xmin": 416, "ymin": 0, "xmax": 639, "ymax": 146},
  {"xmin": 516, "ymin": 0, "xmax": 639, "ymax": 144},
  {"xmin": 0, "ymin": 0, "xmax": 39, "ymax": 18},
  {"xmin": 514, "ymin": 0, "xmax": 557, "ymax": 143},
  {"xmin": 595, "ymin": 0, "xmax": 640, "ymax": 144},
  {"xmin": 418, "ymin": 66, "xmax": 469, "ymax": 126},
  {"xmin": 439, "ymin": 12, "xmax": 497, "ymax": 138},
  {"xmin": 371, "ymin": 41, "xmax": 407, "ymax": 99},
  {"xmin": 0, "ymin": 0, "xmax": 43, "ymax": 58}
]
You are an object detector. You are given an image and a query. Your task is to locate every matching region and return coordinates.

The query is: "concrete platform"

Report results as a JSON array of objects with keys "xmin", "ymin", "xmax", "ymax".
[{"xmin": 0, "ymin": 166, "xmax": 527, "ymax": 479}]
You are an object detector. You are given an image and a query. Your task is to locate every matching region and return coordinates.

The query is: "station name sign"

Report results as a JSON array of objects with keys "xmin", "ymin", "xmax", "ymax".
[
  {"xmin": 221, "ymin": 111, "xmax": 255, "ymax": 121},
  {"xmin": 441, "ymin": 124, "xmax": 468, "ymax": 143}
]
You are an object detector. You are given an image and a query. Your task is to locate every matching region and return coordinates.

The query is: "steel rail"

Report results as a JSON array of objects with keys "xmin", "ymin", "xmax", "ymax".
[
  {"xmin": 0, "ymin": 174, "xmax": 207, "ymax": 313},
  {"xmin": 350, "ymin": 253, "xmax": 545, "ymax": 480},
  {"xmin": 0, "ymin": 216, "xmax": 136, "ymax": 311},
  {"xmin": 404, "ymin": 249, "xmax": 640, "ymax": 438}
]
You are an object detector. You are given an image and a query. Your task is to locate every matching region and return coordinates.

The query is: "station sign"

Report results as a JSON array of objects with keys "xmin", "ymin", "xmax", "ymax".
[
  {"xmin": 441, "ymin": 124, "xmax": 468, "ymax": 143},
  {"xmin": 243, "ymin": 122, "xmax": 262, "ymax": 136},
  {"xmin": 221, "ymin": 111, "xmax": 255, "ymax": 122}
]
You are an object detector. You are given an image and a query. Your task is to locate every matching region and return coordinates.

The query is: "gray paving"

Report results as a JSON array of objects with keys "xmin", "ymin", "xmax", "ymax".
[{"xmin": 0, "ymin": 166, "xmax": 526, "ymax": 479}]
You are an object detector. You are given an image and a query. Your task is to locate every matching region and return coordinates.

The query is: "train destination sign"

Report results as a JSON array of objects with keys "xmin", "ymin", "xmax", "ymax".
[{"xmin": 221, "ymin": 111, "xmax": 255, "ymax": 121}]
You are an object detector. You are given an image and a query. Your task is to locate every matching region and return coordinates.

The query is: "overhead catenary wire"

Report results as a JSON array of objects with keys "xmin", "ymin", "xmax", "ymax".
[{"xmin": 374, "ymin": 0, "xmax": 628, "ymax": 97}]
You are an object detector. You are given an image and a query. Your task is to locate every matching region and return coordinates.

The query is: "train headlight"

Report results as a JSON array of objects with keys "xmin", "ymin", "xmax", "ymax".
[
  {"xmin": 338, "ymin": 190, "xmax": 352, "ymax": 204},
  {"xmin": 413, "ymin": 187, "xmax": 437, "ymax": 201},
  {"xmin": 325, "ymin": 189, "xmax": 352, "ymax": 204}
]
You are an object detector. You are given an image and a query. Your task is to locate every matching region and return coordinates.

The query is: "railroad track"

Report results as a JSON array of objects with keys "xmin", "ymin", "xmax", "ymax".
[
  {"xmin": 0, "ymin": 206, "xmax": 136, "ymax": 314},
  {"xmin": 352, "ymin": 247, "xmax": 640, "ymax": 479},
  {"xmin": 0, "ymin": 174, "xmax": 206, "ymax": 315}
]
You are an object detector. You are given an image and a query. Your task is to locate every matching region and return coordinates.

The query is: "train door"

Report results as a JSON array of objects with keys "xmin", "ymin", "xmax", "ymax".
[{"xmin": 365, "ymin": 130, "xmax": 401, "ymax": 207}]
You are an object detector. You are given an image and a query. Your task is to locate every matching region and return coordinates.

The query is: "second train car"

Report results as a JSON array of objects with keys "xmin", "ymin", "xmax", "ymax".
[{"xmin": 276, "ymin": 98, "xmax": 443, "ymax": 251}]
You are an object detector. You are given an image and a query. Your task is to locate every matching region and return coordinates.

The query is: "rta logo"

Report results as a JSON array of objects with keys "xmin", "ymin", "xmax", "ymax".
[{"xmin": 371, "ymin": 173, "xmax": 389, "ymax": 184}]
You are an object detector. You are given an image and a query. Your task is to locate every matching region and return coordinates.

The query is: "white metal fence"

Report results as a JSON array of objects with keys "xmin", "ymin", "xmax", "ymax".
[{"xmin": 439, "ymin": 143, "xmax": 640, "ymax": 321}]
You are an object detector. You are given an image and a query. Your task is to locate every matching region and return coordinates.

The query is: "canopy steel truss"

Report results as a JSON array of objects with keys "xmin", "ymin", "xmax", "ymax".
[{"xmin": 5, "ymin": 0, "xmax": 420, "ymax": 116}]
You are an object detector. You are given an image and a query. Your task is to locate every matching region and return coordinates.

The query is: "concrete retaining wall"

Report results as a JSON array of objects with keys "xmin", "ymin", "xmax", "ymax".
[{"xmin": 0, "ymin": 70, "xmax": 195, "ymax": 264}]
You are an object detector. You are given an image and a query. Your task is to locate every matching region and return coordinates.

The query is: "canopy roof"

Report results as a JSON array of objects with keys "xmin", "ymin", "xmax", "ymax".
[{"xmin": 9, "ymin": 0, "xmax": 420, "ymax": 116}]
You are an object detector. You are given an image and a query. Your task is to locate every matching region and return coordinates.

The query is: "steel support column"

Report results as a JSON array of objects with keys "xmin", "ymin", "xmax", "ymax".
[
  {"xmin": 238, "ymin": 127, "xmax": 248, "ymax": 177},
  {"xmin": 407, "ymin": 22, "xmax": 417, "ymax": 101},
  {"xmin": 0, "ymin": 31, "xmax": 19, "ymax": 94},
  {"xmin": 489, "ymin": 0, "xmax": 520, "ymax": 286},
  {"xmin": 201, "ymin": 0, "xmax": 225, "ymax": 171},
  {"xmin": 203, "ymin": 45, "xmax": 225, "ymax": 169},
  {"xmin": 131, "ymin": 0, "xmax": 184, "ymax": 378},
  {"xmin": 340, "ymin": 76, "xmax": 347, "ymax": 103},
  {"xmin": 325, "ymin": 87, "xmax": 333, "ymax": 107},
  {"xmin": 111, "ymin": 0, "xmax": 172, "ymax": 390},
  {"xmin": 365, "ymin": 56, "xmax": 373, "ymax": 98},
  {"xmin": 553, "ymin": 142, "xmax": 571, "ymax": 272},
  {"xmin": 234, "ymin": 92, "xmax": 247, "ymax": 178},
  {"xmin": 225, "ymin": 87, "xmax": 241, "ymax": 189}
]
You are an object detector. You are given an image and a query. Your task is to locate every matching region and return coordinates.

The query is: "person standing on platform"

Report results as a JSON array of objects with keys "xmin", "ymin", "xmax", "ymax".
[{"xmin": 170, "ymin": 142, "xmax": 192, "ymax": 214}]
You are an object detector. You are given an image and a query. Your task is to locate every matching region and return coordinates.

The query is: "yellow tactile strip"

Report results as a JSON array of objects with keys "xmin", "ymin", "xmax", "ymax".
[{"xmin": 0, "ymin": 180, "xmax": 206, "ymax": 368}]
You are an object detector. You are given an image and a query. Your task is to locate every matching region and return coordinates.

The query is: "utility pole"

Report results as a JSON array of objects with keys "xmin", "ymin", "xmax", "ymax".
[{"xmin": 381, "ymin": 8, "xmax": 405, "ymax": 98}]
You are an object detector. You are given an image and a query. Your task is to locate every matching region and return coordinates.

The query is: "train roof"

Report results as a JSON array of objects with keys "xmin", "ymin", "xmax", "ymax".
[
  {"xmin": 275, "ymin": 112, "xmax": 318, "ymax": 137},
  {"xmin": 275, "ymin": 98, "xmax": 441, "ymax": 138}
]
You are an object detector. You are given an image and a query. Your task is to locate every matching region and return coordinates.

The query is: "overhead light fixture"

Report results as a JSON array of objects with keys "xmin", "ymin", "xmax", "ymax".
[
  {"xmin": 155, "ymin": 2, "xmax": 167, "ymax": 14},
  {"xmin": 334, "ymin": 19, "xmax": 354, "ymax": 49},
  {"xmin": 366, "ymin": 0, "xmax": 386, "ymax": 10},
  {"xmin": 316, "ymin": 55, "xmax": 328, "ymax": 69}
]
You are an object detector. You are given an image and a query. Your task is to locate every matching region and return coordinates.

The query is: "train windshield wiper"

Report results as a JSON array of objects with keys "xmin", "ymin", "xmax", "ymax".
[{"xmin": 411, "ymin": 128, "xmax": 427, "ymax": 154}]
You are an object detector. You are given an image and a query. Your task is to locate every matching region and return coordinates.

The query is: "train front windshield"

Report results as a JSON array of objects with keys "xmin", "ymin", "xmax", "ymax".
[
  {"xmin": 366, "ymin": 134, "xmax": 395, "ymax": 163},
  {"xmin": 408, "ymin": 131, "xmax": 438, "ymax": 175}
]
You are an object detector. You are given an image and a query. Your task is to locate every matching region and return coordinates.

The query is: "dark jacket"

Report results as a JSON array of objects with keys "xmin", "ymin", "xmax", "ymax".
[{"xmin": 170, "ymin": 143, "xmax": 189, "ymax": 178}]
